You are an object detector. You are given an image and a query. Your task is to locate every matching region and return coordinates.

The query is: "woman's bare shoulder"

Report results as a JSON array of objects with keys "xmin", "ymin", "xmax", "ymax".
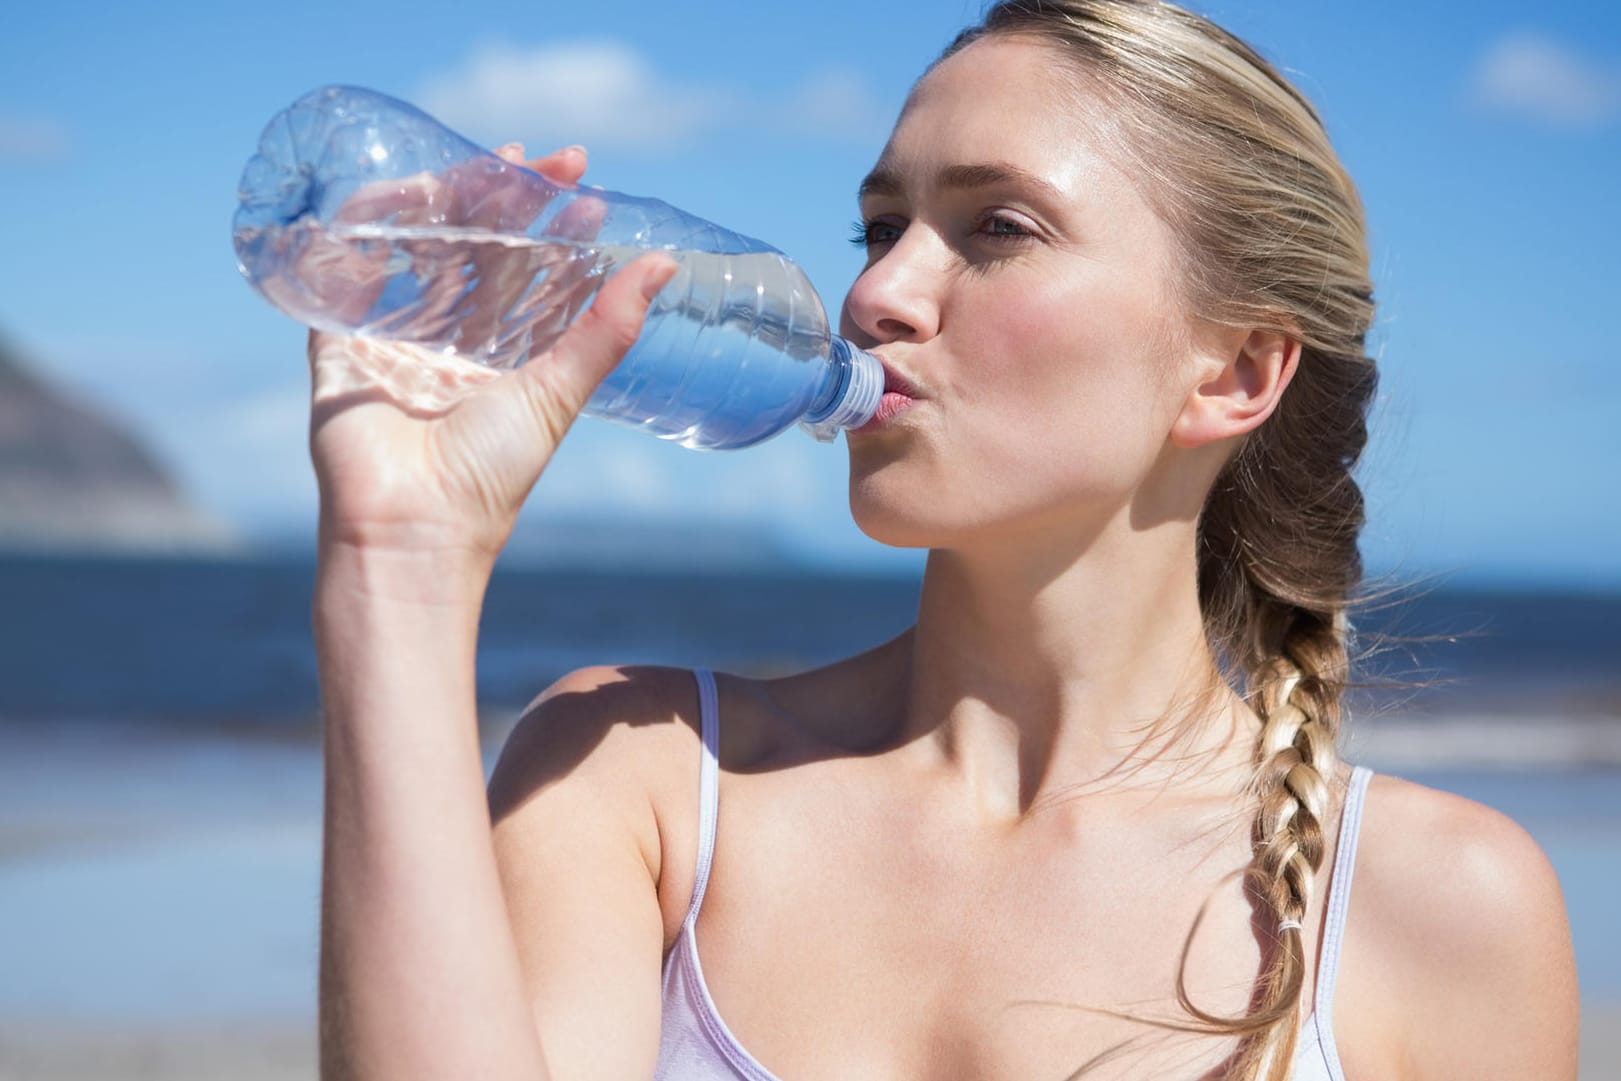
[
  {"xmin": 1346, "ymin": 772, "xmax": 1579, "ymax": 1078},
  {"xmin": 486, "ymin": 656, "xmax": 892, "ymax": 942},
  {"xmin": 488, "ymin": 644, "xmax": 898, "ymax": 814},
  {"xmin": 489, "ymin": 664, "xmax": 706, "ymax": 810},
  {"xmin": 1354, "ymin": 773, "xmax": 1570, "ymax": 942}
]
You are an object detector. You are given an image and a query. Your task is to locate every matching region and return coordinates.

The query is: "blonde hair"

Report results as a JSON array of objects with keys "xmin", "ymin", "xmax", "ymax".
[{"xmin": 938, "ymin": 2, "xmax": 1378, "ymax": 1077}]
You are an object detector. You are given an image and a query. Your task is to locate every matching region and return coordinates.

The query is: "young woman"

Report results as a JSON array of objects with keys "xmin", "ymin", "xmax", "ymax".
[{"xmin": 309, "ymin": 2, "xmax": 1579, "ymax": 1079}]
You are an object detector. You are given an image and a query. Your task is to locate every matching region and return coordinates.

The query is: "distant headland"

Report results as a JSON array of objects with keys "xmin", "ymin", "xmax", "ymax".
[{"xmin": 0, "ymin": 335, "xmax": 235, "ymax": 554}]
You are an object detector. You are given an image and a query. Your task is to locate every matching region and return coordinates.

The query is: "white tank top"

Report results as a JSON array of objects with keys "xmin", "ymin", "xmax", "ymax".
[{"xmin": 656, "ymin": 667, "xmax": 1371, "ymax": 1080}]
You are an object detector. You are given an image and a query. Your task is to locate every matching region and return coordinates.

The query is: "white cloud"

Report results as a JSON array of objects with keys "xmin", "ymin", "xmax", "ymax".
[
  {"xmin": 1470, "ymin": 32, "xmax": 1621, "ymax": 129},
  {"xmin": 415, "ymin": 39, "xmax": 888, "ymax": 153},
  {"xmin": 418, "ymin": 40, "xmax": 728, "ymax": 152},
  {"xmin": 0, "ymin": 111, "xmax": 69, "ymax": 163}
]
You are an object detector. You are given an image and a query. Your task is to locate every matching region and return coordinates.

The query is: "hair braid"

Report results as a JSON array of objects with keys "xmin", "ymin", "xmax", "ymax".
[
  {"xmin": 1192, "ymin": 330, "xmax": 1367, "ymax": 1079},
  {"xmin": 1230, "ymin": 612, "xmax": 1349, "ymax": 1078}
]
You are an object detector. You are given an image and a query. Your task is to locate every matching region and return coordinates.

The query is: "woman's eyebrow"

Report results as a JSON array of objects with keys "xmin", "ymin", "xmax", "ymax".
[{"xmin": 858, "ymin": 161, "xmax": 1065, "ymax": 203}]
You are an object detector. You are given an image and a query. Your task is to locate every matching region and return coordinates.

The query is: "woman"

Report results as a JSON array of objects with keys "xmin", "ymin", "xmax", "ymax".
[{"xmin": 310, "ymin": 2, "xmax": 1579, "ymax": 1079}]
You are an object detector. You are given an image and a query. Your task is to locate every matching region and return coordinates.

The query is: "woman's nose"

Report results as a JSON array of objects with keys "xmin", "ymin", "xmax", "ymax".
[{"xmin": 839, "ymin": 235, "xmax": 941, "ymax": 347}]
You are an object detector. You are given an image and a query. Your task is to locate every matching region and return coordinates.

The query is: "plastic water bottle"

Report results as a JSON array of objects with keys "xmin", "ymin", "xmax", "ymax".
[{"xmin": 232, "ymin": 85, "xmax": 883, "ymax": 449}]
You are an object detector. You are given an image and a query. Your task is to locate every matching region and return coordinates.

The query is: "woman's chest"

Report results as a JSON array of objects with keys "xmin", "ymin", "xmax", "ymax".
[{"xmin": 685, "ymin": 772, "xmax": 1272, "ymax": 1080}]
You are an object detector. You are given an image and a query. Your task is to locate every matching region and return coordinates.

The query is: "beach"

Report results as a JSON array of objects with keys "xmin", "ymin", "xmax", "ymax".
[{"xmin": 0, "ymin": 1020, "xmax": 314, "ymax": 1081}]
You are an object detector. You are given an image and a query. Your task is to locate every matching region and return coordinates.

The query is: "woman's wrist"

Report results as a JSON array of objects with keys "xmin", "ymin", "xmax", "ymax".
[{"xmin": 315, "ymin": 532, "xmax": 497, "ymax": 613}]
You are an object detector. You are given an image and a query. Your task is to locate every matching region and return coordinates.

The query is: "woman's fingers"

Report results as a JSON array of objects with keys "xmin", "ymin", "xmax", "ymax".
[
  {"xmin": 528, "ymin": 145, "xmax": 588, "ymax": 186},
  {"xmin": 332, "ymin": 171, "xmax": 440, "ymax": 225},
  {"xmin": 543, "ymin": 190, "xmax": 607, "ymax": 242},
  {"xmin": 451, "ymin": 143, "xmax": 598, "ymax": 350},
  {"xmin": 329, "ymin": 142, "xmax": 586, "ymax": 234},
  {"xmin": 493, "ymin": 140, "xmax": 588, "ymax": 186},
  {"xmin": 305, "ymin": 144, "xmax": 609, "ymax": 377}
]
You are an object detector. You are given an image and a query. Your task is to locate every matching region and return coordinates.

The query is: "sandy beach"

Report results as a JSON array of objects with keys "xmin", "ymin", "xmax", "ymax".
[{"xmin": 0, "ymin": 1020, "xmax": 314, "ymax": 1081}]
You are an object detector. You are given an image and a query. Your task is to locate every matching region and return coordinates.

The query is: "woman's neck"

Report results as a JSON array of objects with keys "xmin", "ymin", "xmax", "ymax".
[{"xmin": 895, "ymin": 514, "xmax": 1255, "ymax": 820}]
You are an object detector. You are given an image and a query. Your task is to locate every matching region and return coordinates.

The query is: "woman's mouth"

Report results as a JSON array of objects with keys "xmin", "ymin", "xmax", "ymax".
[
  {"xmin": 855, "ymin": 391, "xmax": 918, "ymax": 432},
  {"xmin": 852, "ymin": 362, "xmax": 925, "ymax": 435}
]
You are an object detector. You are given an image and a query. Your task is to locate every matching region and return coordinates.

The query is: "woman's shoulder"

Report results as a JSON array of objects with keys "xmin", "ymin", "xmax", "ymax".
[
  {"xmin": 1354, "ymin": 772, "xmax": 1568, "ymax": 941},
  {"xmin": 491, "ymin": 643, "xmax": 901, "ymax": 800},
  {"xmin": 491, "ymin": 664, "xmax": 708, "ymax": 800},
  {"xmin": 489, "ymin": 655, "xmax": 898, "ymax": 938},
  {"xmin": 1342, "ymin": 771, "xmax": 1578, "ymax": 1077}
]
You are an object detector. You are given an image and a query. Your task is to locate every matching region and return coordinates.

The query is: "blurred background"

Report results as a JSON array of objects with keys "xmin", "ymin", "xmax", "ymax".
[{"xmin": 1, "ymin": 0, "xmax": 1617, "ymax": 1077}]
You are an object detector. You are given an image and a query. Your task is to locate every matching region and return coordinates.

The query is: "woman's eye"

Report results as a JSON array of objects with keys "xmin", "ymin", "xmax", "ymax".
[
  {"xmin": 847, "ymin": 214, "xmax": 1031, "ymax": 251},
  {"xmin": 979, "ymin": 214, "xmax": 1033, "ymax": 242},
  {"xmin": 848, "ymin": 219, "xmax": 902, "ymax": 248}
]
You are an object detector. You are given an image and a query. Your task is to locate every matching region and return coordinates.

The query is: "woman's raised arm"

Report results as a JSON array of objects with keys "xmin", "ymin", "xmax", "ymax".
[{"xmin": 311, "ymin": 145, "xmax": 677, "ymax": 1081}]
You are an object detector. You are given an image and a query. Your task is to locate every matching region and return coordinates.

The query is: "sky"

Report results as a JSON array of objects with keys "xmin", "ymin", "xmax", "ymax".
[{"xmin": 1, "ymin": 0, "xmax": 1617, "ymax": 585}]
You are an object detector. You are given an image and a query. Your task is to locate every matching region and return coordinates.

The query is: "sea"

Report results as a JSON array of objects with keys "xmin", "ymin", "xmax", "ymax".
[
  {"xmin": 2, "ymin": 552, "xmax": 1617, "ymax": 724},
  {"xmin": 0, "ymin": 552, "xmax": 1617, "ymax": 1026}
]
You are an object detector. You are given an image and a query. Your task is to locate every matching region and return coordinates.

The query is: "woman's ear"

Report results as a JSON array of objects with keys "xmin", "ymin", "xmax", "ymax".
[{"xmin": 1170, "ymin": 329, "xmax": 1300, "ymax": 449}]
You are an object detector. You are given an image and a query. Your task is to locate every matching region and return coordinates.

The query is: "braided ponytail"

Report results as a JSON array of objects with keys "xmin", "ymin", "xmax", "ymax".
[
  {"xmin": 940, "ymin": 4, "xmax": 1380, "ymax": 1077},
  {"xmin": 1193, "ymin": 343, "xmax": 1370, "ymax": 1075}
]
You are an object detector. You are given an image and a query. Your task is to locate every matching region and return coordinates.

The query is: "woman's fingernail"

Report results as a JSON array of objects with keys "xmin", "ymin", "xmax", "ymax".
[{"xmin": 564, "ymin": 145, "xmax": 587, "ymax": 157}]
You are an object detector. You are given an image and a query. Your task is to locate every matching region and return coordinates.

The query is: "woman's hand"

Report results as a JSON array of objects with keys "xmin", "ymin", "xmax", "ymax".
[{"xmin": 306, "ymin": 144, "xmax": 677, "ymax": 569}]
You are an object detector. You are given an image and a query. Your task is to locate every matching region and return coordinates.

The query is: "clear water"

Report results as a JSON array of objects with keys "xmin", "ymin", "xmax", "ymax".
[{"xmin": 236, "ymin": 221, "xmax": 840, "ymax": 449}]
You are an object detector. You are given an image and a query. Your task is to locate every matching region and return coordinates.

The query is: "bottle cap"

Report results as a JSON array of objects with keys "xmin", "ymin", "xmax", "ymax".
[{"xmin": 800, "ymin": 338, "xmax": 884, "ymax": 443}]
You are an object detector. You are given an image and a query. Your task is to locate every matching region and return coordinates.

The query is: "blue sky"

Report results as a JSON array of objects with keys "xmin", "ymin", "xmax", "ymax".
[{"xmin": 1, "ymin": 0, "xmax": 1617, "ymax": 585}]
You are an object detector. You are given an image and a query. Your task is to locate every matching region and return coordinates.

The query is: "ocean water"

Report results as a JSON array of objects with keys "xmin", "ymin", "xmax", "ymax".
[
  {"xmin": 0, "ymin": 553, "xmax": 921, "ymax": 722},
  {"xmin": 0, "ymin": 553, "xmax": 1618, "ymax": 1024},
  {"xmin": 2, "ymin": 552, "xmax": 1617, "ymax": 724}
]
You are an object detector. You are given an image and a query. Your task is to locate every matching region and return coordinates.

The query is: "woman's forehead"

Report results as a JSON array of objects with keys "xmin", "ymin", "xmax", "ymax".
[
  {"xmin": 879, "ymin": 37, "xmax": 1129, "ymax": 196},
  {"xmin": 867, "ymin": 39, "xmax": 1155, "ymax": 236}
]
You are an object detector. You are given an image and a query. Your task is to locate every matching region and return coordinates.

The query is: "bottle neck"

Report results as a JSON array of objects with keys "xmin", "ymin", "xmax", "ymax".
[{"xmin": 800, "ymin": 337, "xmax": 884, "ymax": 443}]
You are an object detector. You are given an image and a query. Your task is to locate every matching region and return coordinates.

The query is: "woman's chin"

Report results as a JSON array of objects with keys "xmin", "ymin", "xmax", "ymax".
[{"xmin": 848, "ymin": 496, "xmax": 958, "ymax": 551}]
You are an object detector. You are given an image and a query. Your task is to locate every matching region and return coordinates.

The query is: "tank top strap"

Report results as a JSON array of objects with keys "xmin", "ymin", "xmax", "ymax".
[
  {"xmin": 683, "ymin": 668, "xmax": 722, "ymax": 929},
  {"xmin": 1314, "ymin": 764, "xmax": 1374, "ymax": 1021}
]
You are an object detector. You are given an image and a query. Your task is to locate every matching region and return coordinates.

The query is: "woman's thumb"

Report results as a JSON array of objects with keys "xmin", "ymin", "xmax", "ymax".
[{"xmin": 517, "ymin": 254, "xmax": 679, "ymax": 433}]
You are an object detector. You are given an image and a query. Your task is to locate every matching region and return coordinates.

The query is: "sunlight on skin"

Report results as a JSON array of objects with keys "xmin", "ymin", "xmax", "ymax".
[{"xmin": 310, "ymin": 335, "xmax": 501, "ymax": 418}]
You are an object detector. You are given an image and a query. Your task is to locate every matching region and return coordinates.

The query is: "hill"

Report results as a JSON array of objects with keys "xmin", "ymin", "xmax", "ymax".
[{"xmin": 0, "ymin": 337, "xmax": 233, "ymax": 552}]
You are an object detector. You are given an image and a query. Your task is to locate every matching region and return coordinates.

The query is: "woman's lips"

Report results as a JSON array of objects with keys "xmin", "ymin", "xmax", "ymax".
[
  {"xmin": 851, "ymin": 357, "xmax": 925, "ymax": 435},
  {"xmin": 853, "ymin": 387, "xmax": 920, "ymax": 434}
]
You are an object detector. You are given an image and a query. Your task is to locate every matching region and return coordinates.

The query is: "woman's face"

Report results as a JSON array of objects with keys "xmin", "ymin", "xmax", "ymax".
[{"xmin": 841, "ymin": 36, "xmax": 1209, "ymax": 551}]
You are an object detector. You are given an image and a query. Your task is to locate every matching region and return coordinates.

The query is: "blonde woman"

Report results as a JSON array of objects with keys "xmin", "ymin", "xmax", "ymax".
[{"xmin": 309, "ymin": 2, "xmax": 1579, "ymax": 1078}]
